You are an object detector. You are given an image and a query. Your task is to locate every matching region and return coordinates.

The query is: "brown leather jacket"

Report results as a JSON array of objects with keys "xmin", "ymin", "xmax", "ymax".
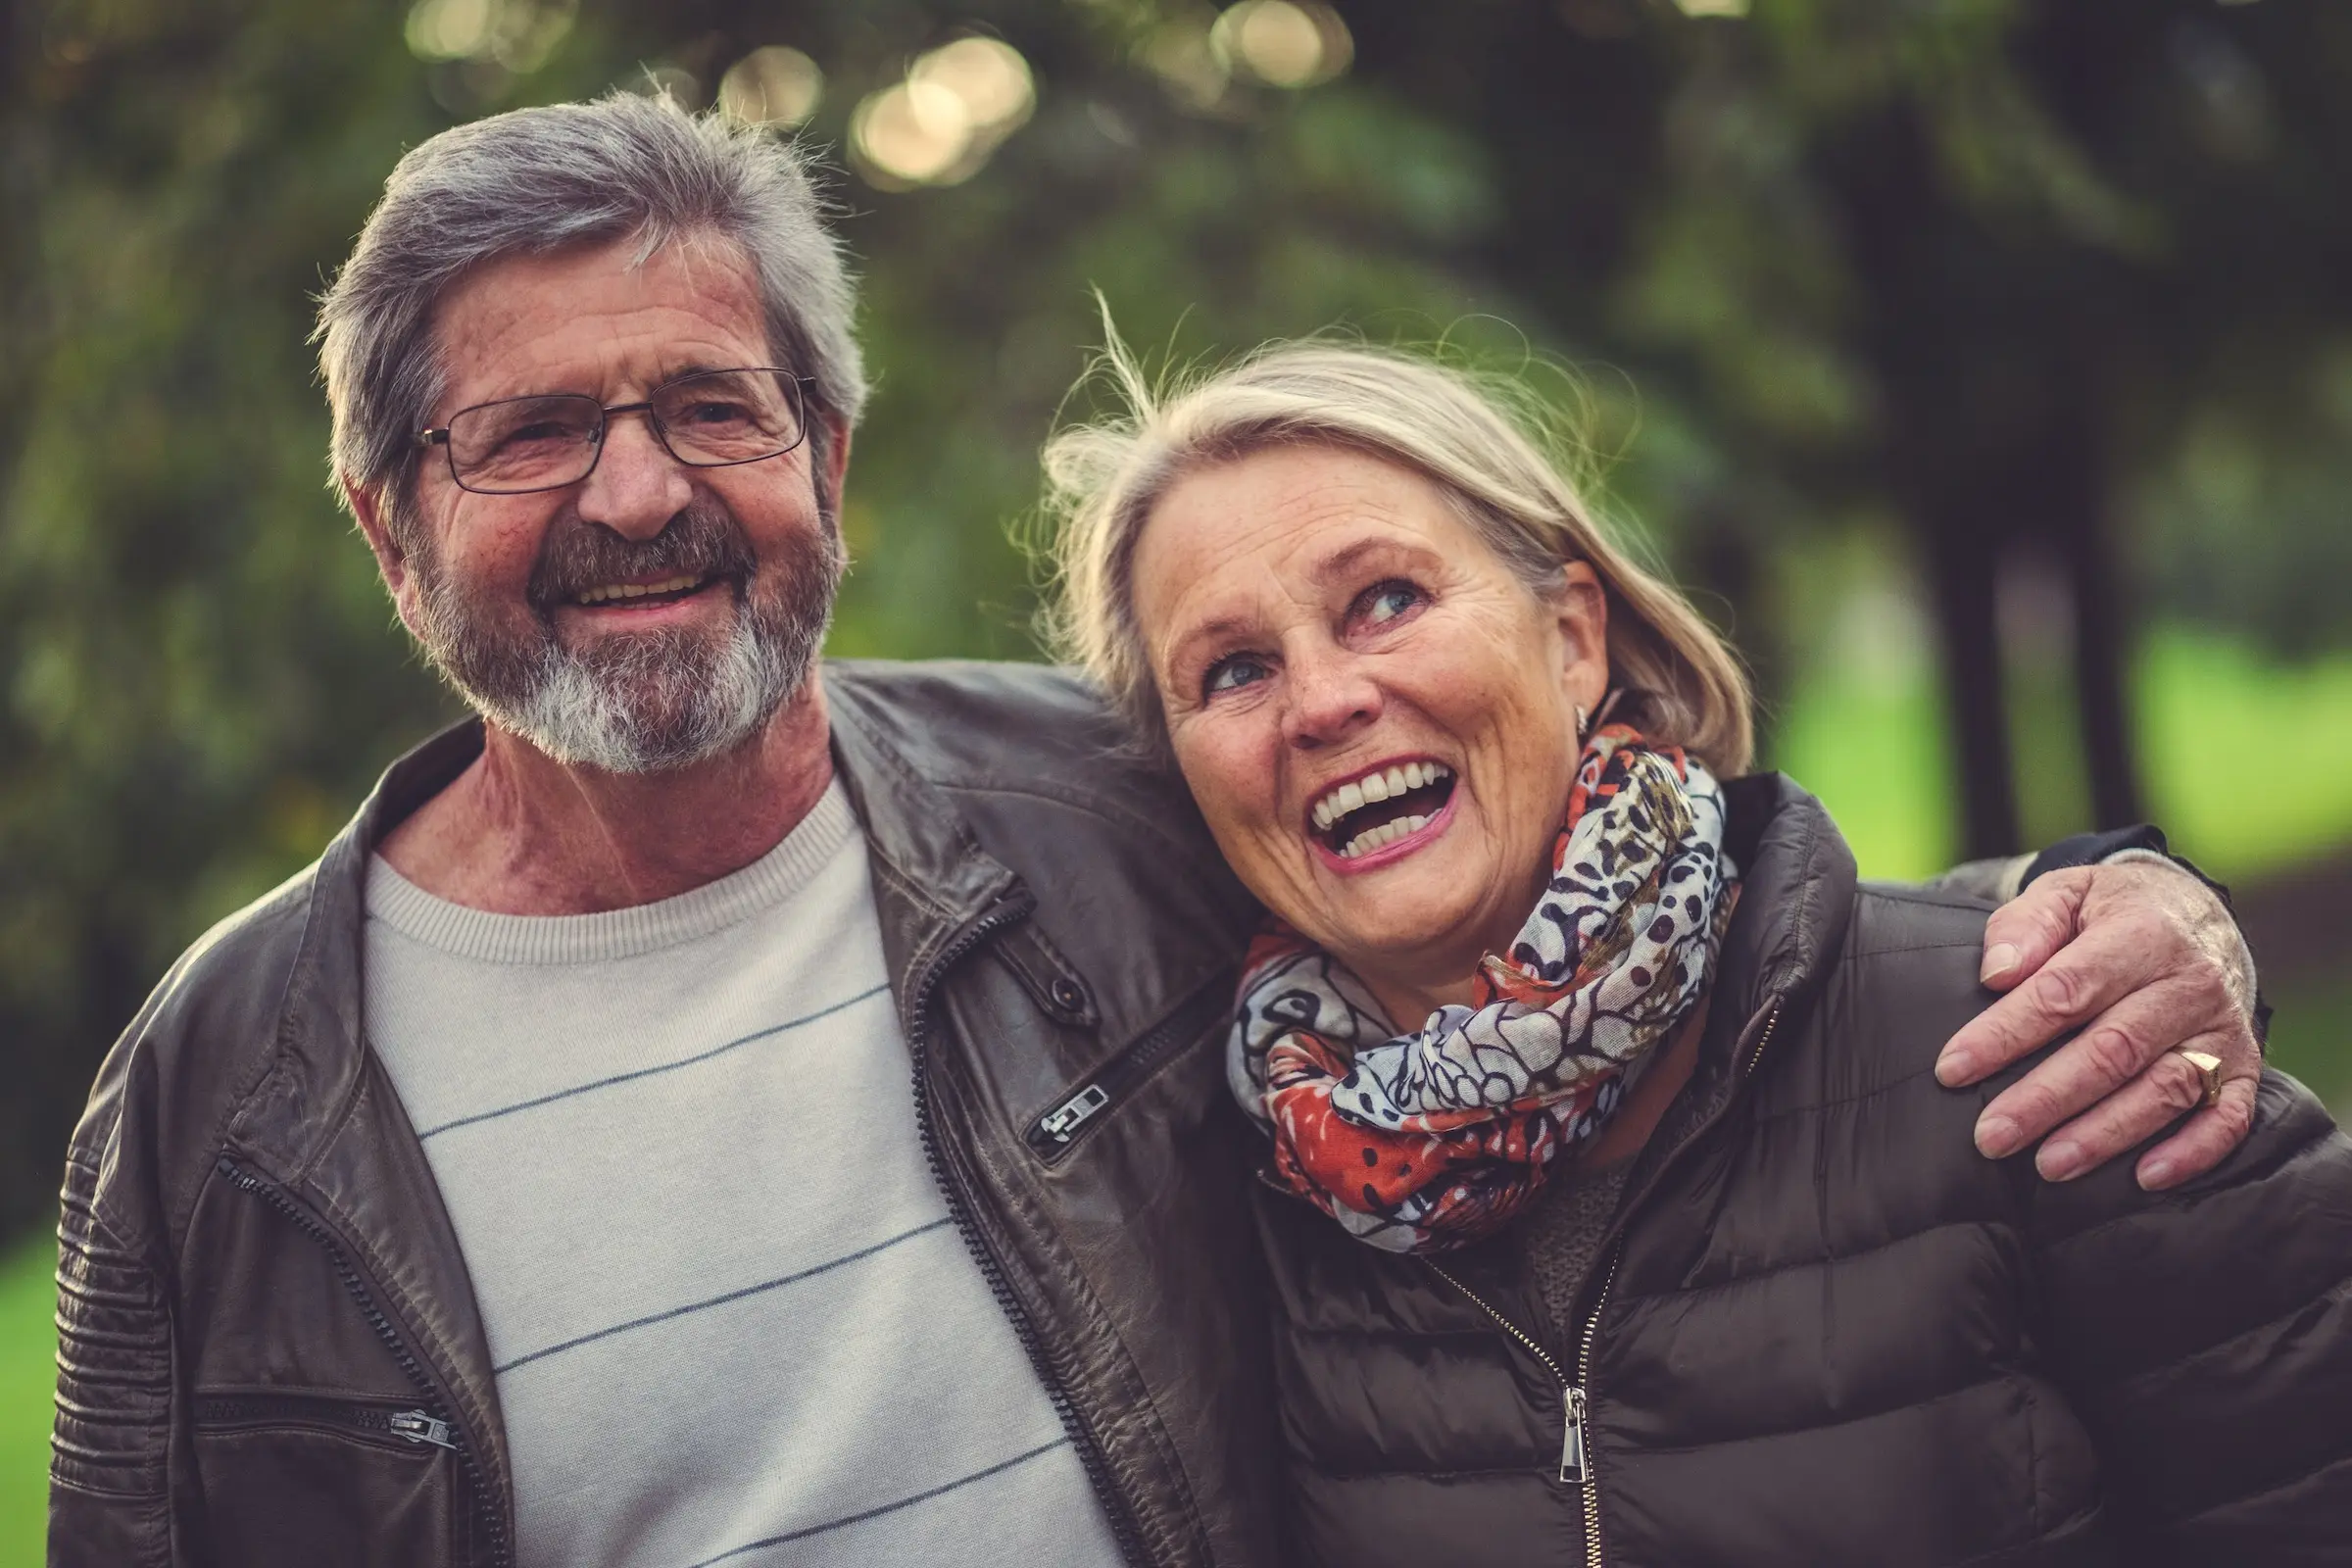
[
  {"xmin": 49, "ymin": 661, "xmax": 1281, "ymax": 1568},
  {"xmin": 1258, "ymin": 775, "xmax": 2352, "ymax": 1566}
]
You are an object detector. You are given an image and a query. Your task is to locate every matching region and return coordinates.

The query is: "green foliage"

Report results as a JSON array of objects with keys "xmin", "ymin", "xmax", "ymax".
[{"xmin": 5, "ymin": 0, "xmax": 2348, "ymax": 1236}]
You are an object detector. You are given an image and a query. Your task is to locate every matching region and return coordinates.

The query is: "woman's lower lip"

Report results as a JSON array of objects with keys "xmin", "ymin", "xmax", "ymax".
[{"xmin": 1309, "ymin": 788, "xmax": 1460, "ymax": 876}]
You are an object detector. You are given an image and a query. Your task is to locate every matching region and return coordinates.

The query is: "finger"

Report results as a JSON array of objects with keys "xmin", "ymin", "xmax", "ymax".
[
  {"xmin": 1938, "ymin": 918, "xmax": 2164, "ymax": 1091},
  {"xmin": 1970, "ymin": 986, "xmax": 2174, "ymax": 1157},
  {"xmin": 2028, "ymin": 1039, "xmax": 2223, "ymax": 1180},
  {"xmin": 1976, "ymin": 868, "xmax": 2090, "ymax": 992},
  {"xmin": 2135, "ymin": 1074, "xmax": 2261, "ymax": 1191}
]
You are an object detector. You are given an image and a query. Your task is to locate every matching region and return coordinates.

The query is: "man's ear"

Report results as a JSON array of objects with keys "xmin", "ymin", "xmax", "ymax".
[
  {"xmin": 343, "ymin": 473, "xmax": 425, "ymax": 636},
  {"xmin": 1552, "ymin": 560, "xmax": 1611, "ymax": 715}
]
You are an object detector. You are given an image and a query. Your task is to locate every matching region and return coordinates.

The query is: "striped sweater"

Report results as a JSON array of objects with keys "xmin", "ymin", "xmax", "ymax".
[{"xmin": 363, "ymin": 781, "xmax": 1123, "ymax": 1568}]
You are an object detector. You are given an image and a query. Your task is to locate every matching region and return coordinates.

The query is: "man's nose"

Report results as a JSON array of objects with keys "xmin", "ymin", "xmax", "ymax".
[
  {"xmin": 1281, "ymin": 645, "xmax": 1384, "ymax": 750},
  {"xmin": 575, "ymin": 413, "xmax": 694, "ymax": 540}
]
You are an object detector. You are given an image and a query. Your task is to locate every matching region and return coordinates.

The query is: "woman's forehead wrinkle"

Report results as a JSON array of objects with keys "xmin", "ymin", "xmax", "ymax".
[{"xmin": 1140, "ymin": 448, "xmax": 1452, "ymax": 687}]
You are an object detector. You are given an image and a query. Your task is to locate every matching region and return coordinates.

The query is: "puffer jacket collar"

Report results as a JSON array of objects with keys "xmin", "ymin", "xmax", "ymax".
[
  {"xmin": 1691, "ymin": 773, "xmax": 1862, "ymax": 1094},
  {"xmin": 1499, "ymin": 773, "xmax": 1864, "ymax": 1343}
]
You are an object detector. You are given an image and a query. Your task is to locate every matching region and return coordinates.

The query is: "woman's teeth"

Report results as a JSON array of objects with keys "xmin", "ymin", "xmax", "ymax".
[
  {"xmin": 1310, "ymin": 761, "xmax": 1451, "ymax": 832},
  {"xmin": 1339, "ymin": 813, "xmax": 1432, "ymax": 859},
  {"xmin": 574, "ymin": 574, "xmax": 703, "ymax": 606}
]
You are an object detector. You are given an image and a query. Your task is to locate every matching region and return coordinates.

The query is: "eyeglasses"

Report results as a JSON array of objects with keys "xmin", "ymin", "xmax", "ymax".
[{"xmin": 415, "ymin": 368, "xmax": 810, "ymax": 495}]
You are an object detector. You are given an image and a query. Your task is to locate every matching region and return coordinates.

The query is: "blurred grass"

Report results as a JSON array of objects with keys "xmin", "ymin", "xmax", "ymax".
[
  {"xmin": 1773, "ymin": 622, "xmax": 2352, "ymax": 889},
  {"xmin": 1, "ymin": 1232, "xmax": 52, "ymax": 1568}
]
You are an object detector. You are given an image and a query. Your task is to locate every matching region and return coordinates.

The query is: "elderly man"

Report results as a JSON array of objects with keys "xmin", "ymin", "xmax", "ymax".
[{"xmin": 50, "ymin": 94, "xmax": 2263, "ymax": 1568}]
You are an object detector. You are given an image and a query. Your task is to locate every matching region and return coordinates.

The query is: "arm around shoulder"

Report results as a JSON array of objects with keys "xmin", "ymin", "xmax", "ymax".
[{"xmin": 2029, "ymin": 1069, "xmax": 2352, "ymax": 1562}]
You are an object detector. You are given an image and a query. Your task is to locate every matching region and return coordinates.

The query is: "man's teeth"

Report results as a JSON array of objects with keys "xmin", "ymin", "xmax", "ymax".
[
  {"xmin": 1309, "ymin": 761, "xmax": 1451, "ymax": 833},
  {"xmin": 1340, "ymin": 814, "xmax": 1432, "ymax": 858},
  {"xmin": 575, "ymin": 574, "xmax": 703, "ymax": 605}
]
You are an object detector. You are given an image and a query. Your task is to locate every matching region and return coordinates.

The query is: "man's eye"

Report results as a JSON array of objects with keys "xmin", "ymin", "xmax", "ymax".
[
  {"xmin": 1203, "ymin": 655, "xmax": 1271, "ymax": 698},
  {"xmin": 1357, "ymin": 580, "xmax": 1425, "ymax": 627}
]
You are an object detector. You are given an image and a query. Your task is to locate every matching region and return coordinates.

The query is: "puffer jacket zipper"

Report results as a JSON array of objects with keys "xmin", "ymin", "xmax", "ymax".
[
  {"xmin": 904, "ymin": 889, "xmax": 1154, "ymax": 1568},
  {"xmin": 1569, "ymin": 1248, "xmax": 1623, "ymax": 1565},
  {"xmin": 216, "ymin": 1156, "xmax": 511, "ymax": 1568},
  {"xmin": 1426, "ymin": 998, "xmax": 1788, "ymax": 1567},
  {"xmin": 1422, "ymin": 1261, "xmax": 1588, "ymax": 1483}
]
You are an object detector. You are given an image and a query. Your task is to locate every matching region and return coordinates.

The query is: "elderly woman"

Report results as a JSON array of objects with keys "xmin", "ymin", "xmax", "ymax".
[{"xmin": 1039, "ymin": 342, "xmax": 2352, "ymax": 1565}]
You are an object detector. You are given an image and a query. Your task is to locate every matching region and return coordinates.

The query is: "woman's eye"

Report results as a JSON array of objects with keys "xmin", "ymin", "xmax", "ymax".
[
  {"xmin": 1203, "ymin": 655, "xmax": 1270, "ymax": 698},
  {"xmin": 1356, "ymin": 580, "xmax": 1425, "ymax": 627}
]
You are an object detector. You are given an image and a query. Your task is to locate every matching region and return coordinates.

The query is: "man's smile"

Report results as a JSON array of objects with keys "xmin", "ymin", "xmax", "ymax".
[{"xmin": 570, "ymin": 572, "xmax": 710, "ymax": 607}]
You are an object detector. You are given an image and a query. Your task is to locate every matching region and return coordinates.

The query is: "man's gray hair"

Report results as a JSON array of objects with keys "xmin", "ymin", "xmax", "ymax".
[{"xmin": 317, "ymin": 90, "xmax": 866, "ymax": 530}]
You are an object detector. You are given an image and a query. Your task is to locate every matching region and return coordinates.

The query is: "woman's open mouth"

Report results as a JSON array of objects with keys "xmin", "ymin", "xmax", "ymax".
[{"xmin": 1307, "ymin": 760, "xmax": 1457, "ymax": 865}]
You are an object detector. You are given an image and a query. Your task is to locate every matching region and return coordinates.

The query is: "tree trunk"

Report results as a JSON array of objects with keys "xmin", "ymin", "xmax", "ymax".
[
  {"xmin": 2048, "ymin": 462, "xmax": 2145, "ymax": 831},
  {"xmin": 1922, "ymin": 517, "xmax": 2024, "ymax": 859}
]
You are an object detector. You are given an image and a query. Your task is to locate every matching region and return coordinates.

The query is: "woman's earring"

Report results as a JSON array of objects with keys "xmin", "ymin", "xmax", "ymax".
[{"xmin": 1575, "ymin": 705, "xmax": 1590, "ymax": 741}]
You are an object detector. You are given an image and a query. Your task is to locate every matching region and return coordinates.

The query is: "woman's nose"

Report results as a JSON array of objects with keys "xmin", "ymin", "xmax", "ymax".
[
  {"xmin": 1282, "ymin": 649, "xmax": 1384, "ymax": 749},
  {"xmin": 576, "ymin": 415, "xmax": 693, "ymax": 540}
]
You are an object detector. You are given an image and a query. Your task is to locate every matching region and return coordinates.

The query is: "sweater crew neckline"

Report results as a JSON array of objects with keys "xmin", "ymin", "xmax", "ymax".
[{"xmin": 365, "ymin": 781, "xmax": 861, "ymax": 965}]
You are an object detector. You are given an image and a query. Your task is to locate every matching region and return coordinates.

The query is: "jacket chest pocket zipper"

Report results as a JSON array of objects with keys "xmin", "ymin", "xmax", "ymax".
[
  {"xmin": 1024, "ymin": 976, "xmax": 1231, "ymax": 1163},
  {"xmin": 195, "ymin": 1394, "xmax": 458, "ymax": 1450},
  {"xmin": 1037, "ymin": 1084, "xmax": 1110, "ymax": 1143}
]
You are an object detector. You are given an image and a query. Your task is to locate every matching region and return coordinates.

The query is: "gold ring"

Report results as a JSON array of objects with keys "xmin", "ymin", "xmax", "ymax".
[{"xmin": 2176, "ymin": 1049, "xmax": 2224, "ymax": 1109}]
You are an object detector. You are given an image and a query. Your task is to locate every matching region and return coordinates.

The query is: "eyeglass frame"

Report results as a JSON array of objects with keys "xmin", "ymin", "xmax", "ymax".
[{"xmin": 412, "ymin": 367, "xmax": 815, "ymax": 496}]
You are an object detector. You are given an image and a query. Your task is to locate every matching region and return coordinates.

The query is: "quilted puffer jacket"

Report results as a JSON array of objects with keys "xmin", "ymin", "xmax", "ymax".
[{"xmin": 1253, "ymin": 774, "xmax": 2352, "ymax": 1567}]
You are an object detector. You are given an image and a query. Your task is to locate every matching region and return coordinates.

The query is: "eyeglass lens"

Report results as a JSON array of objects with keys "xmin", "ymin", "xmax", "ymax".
[{"xmin": 443, "ymin": 369, "xmax": 804, "ymax": 493}]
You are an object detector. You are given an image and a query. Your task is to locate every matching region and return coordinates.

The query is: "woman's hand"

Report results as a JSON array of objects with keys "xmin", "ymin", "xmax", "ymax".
[{"xmin": 1934, "ymin": 860, "xmax": 2262, "ymax": 1190}]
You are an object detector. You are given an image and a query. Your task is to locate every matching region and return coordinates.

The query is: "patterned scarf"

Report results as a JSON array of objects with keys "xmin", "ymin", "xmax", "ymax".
[{"xmin": 1228, "ymin": 725, "xmax": 1736, "ymax": 1254}]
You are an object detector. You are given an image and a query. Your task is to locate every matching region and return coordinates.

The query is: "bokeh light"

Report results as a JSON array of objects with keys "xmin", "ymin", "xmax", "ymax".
[
  {"xmin": 1141, "ymin": 19, "xmax": 1231, "ymax": 111},
  {"xmin": 911, "ymin": 37, "xmax": 1036, "ymax": 137},
  {"xmin": 404, "ymin": 0, "xmax": 575, "ymax": 72},
  {"xmin": 406, "ymin": 0, "xmax": 493, "ymax": 61},
  {"xmin": 851, "ymin": 35, "xmax": 1037, "ymax": 190},
  {"xmin": 1211, "ymin": 1, "xmax": 1351, "ymax": 90},
  {"xmin": 719, "ymin": 46, "xmax": 824, "ymax": 129},
  {"xmin": 1673, "ymin": 0, "xmax": 1752, "ymax": 17}
]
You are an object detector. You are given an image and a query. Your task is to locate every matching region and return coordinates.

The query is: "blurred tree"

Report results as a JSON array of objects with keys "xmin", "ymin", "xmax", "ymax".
[
  {"xmin": 4, "ymin": 0, "xmax": 2348, "ymax": 1234},
  {"xmin": 1337, "ymin": 0, "xmax": 2352, "ymax": 856}
]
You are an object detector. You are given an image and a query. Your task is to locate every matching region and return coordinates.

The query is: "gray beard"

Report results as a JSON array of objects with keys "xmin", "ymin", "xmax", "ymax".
[{"xmin": 406, "ymin": 498, "xmax": 841, "ymax": 774}]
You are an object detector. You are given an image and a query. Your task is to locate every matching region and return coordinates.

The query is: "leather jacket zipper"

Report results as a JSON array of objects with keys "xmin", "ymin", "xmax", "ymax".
[
  {"xmin": 195, "ymin": 1392, "xmax": 457, "ymax": 1450},
  {"xmin": 904, "ymin": 891, "xmax": 1152, "ymax": 1568},
  {"xmin": 217, "ymin": 1156, "xmax": 511, "ymax": 1568},
  {"xmin": 1026, "ymin": 974, "xmax": 1231, "ymax": 1163}
]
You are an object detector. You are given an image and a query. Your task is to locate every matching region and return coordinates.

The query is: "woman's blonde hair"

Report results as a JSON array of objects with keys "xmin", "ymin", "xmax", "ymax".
[{"xmin": 1036, "ymin": 332, "xmax": 1755, "ymax": 776}]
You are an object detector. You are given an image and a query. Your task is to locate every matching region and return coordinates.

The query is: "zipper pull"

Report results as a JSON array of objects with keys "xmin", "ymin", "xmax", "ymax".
[
  {"xmin": 1037, "ymin": 1083, "xmax": 1111, "ymax": 1144},
  {"xmin": 389, "ymin": 1410, "xmax": 456, "ymax": 1449},
  {"xmin": 1560, "ymin": 1385, "xmax": 1591, "ymax": 1485}
]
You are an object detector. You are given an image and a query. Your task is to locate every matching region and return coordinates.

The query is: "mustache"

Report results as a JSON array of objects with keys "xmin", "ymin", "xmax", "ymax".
[{"xmin": 526, "ymin": 499, "xmax": 758, "ymax": 613}]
